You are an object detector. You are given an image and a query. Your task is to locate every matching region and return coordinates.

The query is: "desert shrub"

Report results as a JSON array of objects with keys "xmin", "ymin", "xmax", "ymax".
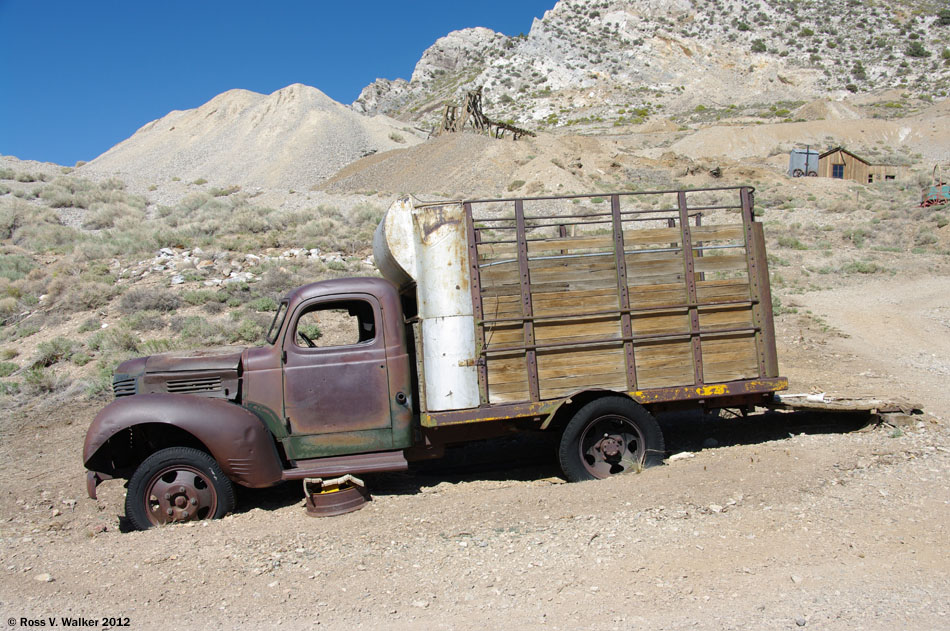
[
  {"xmin": 119, "ymin": 287, "xmax": 180, "ymax": 314},
  {"xmin": 22, "ymin": 366, "xmax": 66, "ymax": 394},
  {"xmin": 0, "ymin": 168, "xmax": 15, "ymax": 180},
  {"xmin": 841, "ymin": 260, "xmax": 887, "ymax": 274},
  {"xmin": 83, "ymin": 201, "xmax": 144, "ymax": 230},
  {"xmin": 914, "ymin": 229, "xmax": 938, "ymax": 246},
  {"xmin": 906, "ymin": 41, "xmax": 929, "ymax": 58},
  {"xmin": 0, "ymin": 296, "xmax": 18, "ymax": 319},
  {"xmin": 508, "ymin": 180, "xmax": 526, "ymax": 191},
  {"xmin": 71, "ymin": 352, "xmax": 92, "ymax": 366},
  {"xmin": 182, "ymin": 289, "xmax": 224, "ymax": 306},
  {"xmin": 229, "ymin": 318, "xmax": 265, "ymax": 343},
  {"xmin": 61, "ymin": 281, "xmax": 119, "ymax": 312},
  {"xmin": 126, "ymin": 310, "xmax": 166, "ymax": 331},
  {"xmin": 751, "ymin": 40, "xmax": 767, "ymax": 53},
  {"xmin": 79, "ymin": 318, "xmax": 102, "ymax": 333},
  {"xmin": 12, "ymin": 321, "xmax": 40, "ymax": 339},
  {"xmin": 88, "ymin": 326, "xmax": 140, "ymax": 353},
  {"xmin": 777, "ymin": 235, "xmax": 808, "ymax": 250},
  {"xmin": 0, "ymin": 254, "xmax": 34, "ymax": 281},
  {"xmin": 0, "ymin": 361, "xmax": 18, "ymax": 377},
  {"xmin": 210, "ymin": 185, "xmax": 240, "ymax": 197},
  {"xmin": 248, "ymin": 296, "xmax": 278, "ymax": 312},
  {"xmin": 33, "ymin": 338, "xmax": 75, "ymax": 366},
  {"xmin": 170, "ymin": 315, "xmax": 228, "ymax": 344},
  {"xmin": 389, "ymin": 132, "xmax": 406, "ymax": 143},
  {"xmin": 192, "ymin": 178, "xmax": 208, "ymax": 186}
]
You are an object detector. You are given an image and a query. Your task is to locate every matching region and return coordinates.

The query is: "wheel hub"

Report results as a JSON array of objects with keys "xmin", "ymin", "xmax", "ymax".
[
  {"xmin": 145, "ymin": 467, "xmax": 215, "ymax": 526},
  {"xmin": 598, "ymin": 435, "xmax": 624, "ymax": 459}
]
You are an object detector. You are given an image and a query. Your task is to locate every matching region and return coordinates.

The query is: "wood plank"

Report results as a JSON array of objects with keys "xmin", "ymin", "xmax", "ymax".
[
  {"xmin": 691, "ymin": 224, "xmax": 745, "ymax": 242},
  {"xmin": 696, "ymin": 280, "xmax": 750, "ymax": 302},
  {"xmin": 697, "ymin": 306, "xmax": 754, "ymax": 329},
  {"xmin": 526, "ymin": 226, "xmax": 684, "ymax": 255},
  {"xmin": 693, "ymin": 255, "xmax": 749, "ymax": 274}
]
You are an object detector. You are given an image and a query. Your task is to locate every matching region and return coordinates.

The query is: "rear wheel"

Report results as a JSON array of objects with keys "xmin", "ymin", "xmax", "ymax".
[
  {"xmin": 558, "ymin": 397, "xmax": 665, "ymax": 482},
  {"xmin": 126, "ymin": 447, "xmax": 235, "ymax": 531}
]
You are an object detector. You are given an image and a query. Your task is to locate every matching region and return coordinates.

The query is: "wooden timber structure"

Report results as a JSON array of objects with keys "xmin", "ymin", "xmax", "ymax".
[
  {"xmin": 459, "ymin": 187, "xmax": 781, "ymax": 408},
  {"xmin": 434, "ymin": 88, "xmax": 536, "ymax": 140},
  {"xmin": 818, "ymin": 147, "xmax": 904, "ymax": 184}
]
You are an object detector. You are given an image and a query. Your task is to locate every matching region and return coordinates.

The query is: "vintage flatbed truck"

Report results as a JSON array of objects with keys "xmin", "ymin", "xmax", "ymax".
[{"xmin": 83, "ymin": 186, "xmax": 787, "ymax": 529}]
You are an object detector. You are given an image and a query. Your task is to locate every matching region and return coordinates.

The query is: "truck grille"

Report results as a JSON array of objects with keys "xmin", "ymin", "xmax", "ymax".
[
  {"xmin": 165, "ymin": 376, "xmax": 222, "ymax": 395},
  {"xmin": 112, "ymin": 376, "xmax": 137, "ymax": 398}
]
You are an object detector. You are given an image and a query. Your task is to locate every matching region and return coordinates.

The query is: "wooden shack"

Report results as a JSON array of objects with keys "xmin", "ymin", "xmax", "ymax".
[
  {"xmin": 818, "ymin": 147, "xmax": 870, "ymax": 182},
  {"xmin": 818, "ymin": 147, "xmax": 904, "ymax": 184}
]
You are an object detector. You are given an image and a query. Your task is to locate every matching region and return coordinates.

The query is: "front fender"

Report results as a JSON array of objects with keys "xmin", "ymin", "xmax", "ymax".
[{"xmin": 83, "ymin": 394, "xmax": 284, "ymax": 488}]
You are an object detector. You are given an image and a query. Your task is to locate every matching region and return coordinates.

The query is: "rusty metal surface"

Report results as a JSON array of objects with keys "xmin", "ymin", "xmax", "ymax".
[
  {"xmin": 141, "ymin": 462, "xmax": 220, "ymax": 526},
  {"xmin": 84, "ymin": 393, "xmax": 285, "ymax": 488},
  {"xmin": 281, "ymin": 293, "xmax": 392, "ymax": 437},
  {"xmin": 611, "ymin": 194, "xmax": 638, "ymax": 390},
  {"xmin": 424, "ymin": 379, "xmax": 788, "ymax": 428},
  {"xmin": 677, "ymin": 190, "xmax": 705, "ymax": 385},
  {"xmin": 466, "ymin": 204, "xmax": 490, "ymax": 405},
  {"xmin": 282, "ymin": 450, "xmax": 408, "ymax": 480},
  {"xmin": 304, "ymin": 482, "xmax": 370, "ymax": 517},
  {"xmin": 514, "ymin": 199, "xmax": 541, "ymax": 401},
  {"xmin": 143, "ymin": 347, "xmax": 245, "ymax": 373},
  {"xmin": 751, "ymin": 221, "xmax": 779, "ymax": 377}
]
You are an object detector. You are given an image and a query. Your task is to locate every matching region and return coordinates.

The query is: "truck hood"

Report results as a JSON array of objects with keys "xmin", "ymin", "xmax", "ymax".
[{"xmin": 142, "ymin": 346, "xmax": 246, "ymax": 373}]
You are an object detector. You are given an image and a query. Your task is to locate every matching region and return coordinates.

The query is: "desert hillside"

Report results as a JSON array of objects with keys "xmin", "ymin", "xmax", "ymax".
[{"xmin": 83, "ymin": 83, "xmax": 423, "ymax": 191}]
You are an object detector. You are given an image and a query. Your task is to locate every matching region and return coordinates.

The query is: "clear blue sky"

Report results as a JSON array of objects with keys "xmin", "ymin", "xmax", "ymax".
[{"xmin": 0, "ymin": 0, "xmax": 554, "ymax": 166}]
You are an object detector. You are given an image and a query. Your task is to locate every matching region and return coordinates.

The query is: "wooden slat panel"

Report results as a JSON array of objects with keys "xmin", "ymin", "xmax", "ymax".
[
  {"xmin": 484, "ymin": 326, "xmax": 529, "ymax": 346},
  {"xmin": 481, "ymin": 276, "xmax": 620, "ymax": 297},
  {"xmin": 696, "ymin": 280, "xmax": 750, "ymax": 302},
  {"xmin": 535, "ymin": 319, "xmax": 622, "ymax": 343},
  {"xmin": 527, "ymin": 226, "xmax": 683, "ymax": 255},
  {"xmin": 691, "ymin": 224, "xmax": 745, "ymax": 241},
  {"xmin": 701, "ymin": 336, "xmax": 759, "ymax": 383},
  {"xmin": 488, "ymin": 389, "xmax": 530, "ymax": 404},
  {"xmin": 533, "ymin": 288, "xmax": 619, "ymax": 316},
  {"xmin": 634, "ymin": 341, "xmax": 694, "ymax": 388},
  {"xmin": 697, "ymin": 306, "xmax": 754, "ymax": 329},
  {"xmin": 540, "ymin": 374, "xmax": 628, "ymax": 400},
  {"xmin": 693, "ymin": 255, "xmax": 748, "ymax": 274}
]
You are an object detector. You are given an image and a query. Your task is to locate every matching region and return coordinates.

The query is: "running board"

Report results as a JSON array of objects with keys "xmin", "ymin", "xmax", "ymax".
[{"xmin": 282, "ymin": 450, "xmax": 408, "ymax": 481}]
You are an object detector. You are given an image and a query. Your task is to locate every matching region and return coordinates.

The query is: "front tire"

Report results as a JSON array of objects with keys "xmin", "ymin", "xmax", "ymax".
[
  {"xmin": 126, "ymin": 447, "xmax": 235, "ymax": 531},
  {"xmin": 558, "ymin": 397, "xmax": 665, "ymax": 482}
]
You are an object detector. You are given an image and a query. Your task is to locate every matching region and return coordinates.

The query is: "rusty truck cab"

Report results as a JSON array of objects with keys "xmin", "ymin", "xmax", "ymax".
[{"xmin": 242, "ymin": 277, "xmax": 415, "ymax": 462}]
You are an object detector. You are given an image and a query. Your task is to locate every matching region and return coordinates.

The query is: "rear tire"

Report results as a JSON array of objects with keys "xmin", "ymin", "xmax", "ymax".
[
  {"xmin": 558, "ymin": 397, "xmax": 665, "ymax": 482},
  {"xmin": 126, "ymin": 447, "xmax": 235, "ymax": 531}
]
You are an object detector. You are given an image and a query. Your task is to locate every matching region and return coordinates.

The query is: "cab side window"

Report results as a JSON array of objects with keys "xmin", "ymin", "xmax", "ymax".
[{"xmin": 293, "ymin": 300, "xmax": 376, "ymax": 348}]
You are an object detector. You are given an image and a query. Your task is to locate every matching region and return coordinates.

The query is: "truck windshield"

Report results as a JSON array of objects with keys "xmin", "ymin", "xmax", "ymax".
[{"xmin": 265, "ymin": 301, "xmax": 288, "ymax": 345}]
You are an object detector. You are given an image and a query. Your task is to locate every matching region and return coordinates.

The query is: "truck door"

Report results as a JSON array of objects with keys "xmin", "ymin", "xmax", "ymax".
[{"xmin": 281, "ymin": 295, "xmax": 394, "ymax": 454}]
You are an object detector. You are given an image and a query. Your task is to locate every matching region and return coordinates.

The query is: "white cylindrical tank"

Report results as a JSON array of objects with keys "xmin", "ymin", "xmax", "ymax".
[{"xmin": 373, "ymin": 198, "xmax": 479, "ymax": 411}]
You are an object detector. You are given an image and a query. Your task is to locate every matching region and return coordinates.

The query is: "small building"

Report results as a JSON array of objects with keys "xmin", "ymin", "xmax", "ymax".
[{"xmin": 818, "ymin": 147, "xmax": 905, "ymax": 184}]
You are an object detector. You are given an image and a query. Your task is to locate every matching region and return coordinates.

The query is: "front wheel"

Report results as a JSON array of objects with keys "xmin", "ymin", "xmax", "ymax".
[
  {"xmin": 126, "ymin": 447, "xmax": 236, "ymax": 530},
  {"xmin": 558, "ymin": 397, "xmax": 665, "ymax": 482}
]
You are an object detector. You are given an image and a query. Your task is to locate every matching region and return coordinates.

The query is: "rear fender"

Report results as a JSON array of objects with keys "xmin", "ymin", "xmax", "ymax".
[{"xmin": 83, "ymin": 394, "xmax": 284, "ymax": 488}]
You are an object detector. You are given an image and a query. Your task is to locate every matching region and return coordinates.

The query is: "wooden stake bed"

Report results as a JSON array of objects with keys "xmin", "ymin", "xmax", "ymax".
[{"xmin": 460, "ymin": 187, "xmax": 783, "ymax": 410}]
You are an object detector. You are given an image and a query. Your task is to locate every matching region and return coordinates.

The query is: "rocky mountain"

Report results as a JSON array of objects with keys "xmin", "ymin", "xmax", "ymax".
[
  {"xmin": 354, "ymin": 0, "xmax": 950, "ymax": 131},
  {"xmin": 84, "ymin": 83, "xmax": 422, "ymax": 191}
]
